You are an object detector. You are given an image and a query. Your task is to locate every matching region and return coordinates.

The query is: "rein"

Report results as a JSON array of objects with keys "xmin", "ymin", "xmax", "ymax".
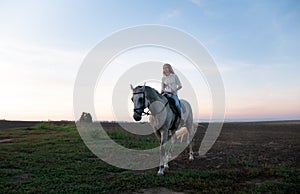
[
  {"xmin": 153, "ymin": 100, "xmax": 169, "ymax": 115},
  {"xmin": 132, "ymin": 90, "xmax": 169, "ymax": 117}
]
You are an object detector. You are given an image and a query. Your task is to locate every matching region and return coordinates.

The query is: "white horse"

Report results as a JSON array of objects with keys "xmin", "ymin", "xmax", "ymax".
[{"xmin": 131, "ymin": 85, "xmax": 195, "ymax": 175}]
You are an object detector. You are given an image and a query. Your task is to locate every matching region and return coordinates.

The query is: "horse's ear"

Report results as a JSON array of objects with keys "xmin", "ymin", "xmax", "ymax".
[
  {"xmin": 142, "ymin": 82, "xmax": 146, "ymax": 90},
  {"xmin": 130, "ymin": 84, "xmax": 134, "ymax": 91}
]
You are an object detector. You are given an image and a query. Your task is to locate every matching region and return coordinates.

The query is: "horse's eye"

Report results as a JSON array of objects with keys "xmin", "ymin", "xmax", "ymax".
[
  {"xmin": 131, "ymin": 97, "xmax": 133, "ymax": 102},
  {"xmin": 138, "ymin": 98, "xmax": 143, "ymax": 103}
]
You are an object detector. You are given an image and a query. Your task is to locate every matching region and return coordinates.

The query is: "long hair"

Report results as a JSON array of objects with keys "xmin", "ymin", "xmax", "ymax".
[{"xmin": 163, "ymin": 63, "xmax": 175, "ymax": 76}]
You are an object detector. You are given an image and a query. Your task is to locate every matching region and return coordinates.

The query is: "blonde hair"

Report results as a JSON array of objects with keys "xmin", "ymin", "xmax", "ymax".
[{"xmin": 163, "ymin": 63, "xmax": 175, "ymax": 76}]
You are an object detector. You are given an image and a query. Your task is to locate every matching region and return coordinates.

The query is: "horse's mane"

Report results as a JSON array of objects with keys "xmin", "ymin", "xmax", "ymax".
[
  {"xmin": 136, "ymin": 85, "xmax": 163, "ymax": 99},
  {"xmin": 146, "ymin": 86, "xmax": 161, "ymax": 96}
]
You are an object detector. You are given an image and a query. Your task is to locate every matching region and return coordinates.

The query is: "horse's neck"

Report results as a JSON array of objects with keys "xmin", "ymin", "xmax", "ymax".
[{"xmin": 146, "ymin": 89, "xmax": 168, "ymax": 115}]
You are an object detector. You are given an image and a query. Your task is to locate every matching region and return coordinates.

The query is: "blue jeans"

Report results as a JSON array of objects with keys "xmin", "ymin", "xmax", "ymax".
[{"xmin": 171, "ymin": 94, "xmax": 181, "ymax": 117}]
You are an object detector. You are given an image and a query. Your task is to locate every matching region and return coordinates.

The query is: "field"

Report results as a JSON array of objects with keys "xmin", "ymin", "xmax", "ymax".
[{"xmin": 0, "ymin": 120, "xmax": 299, "ymax": 193}]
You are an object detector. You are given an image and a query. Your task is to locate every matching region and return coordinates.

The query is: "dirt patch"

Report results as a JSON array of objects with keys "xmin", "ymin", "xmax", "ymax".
[
  {"xmin": 244, "ymin": 178, "xmax": 283, "ymax": 186},
  {"xmin": 123, "ymin": 187, "xmax": 186, "ymax": 194},
  {"xmin": 168, "ymin": 122, "xmax": 300, "ymax": 170},
  {"xmin": 0, "ymin": 139, "xmax": 12, "ymax": 143},
  {"xmin": 11, "ymin": 173, "xmax": 33, "ymax": 183}
]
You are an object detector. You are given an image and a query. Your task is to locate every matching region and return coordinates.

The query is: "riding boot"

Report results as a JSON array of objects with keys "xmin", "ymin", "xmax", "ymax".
[
  {"xmin": 178, "ymin": 108, "xmax": 184, "ymax": 125},
  {"xmin": 180, "ymin": 115, "xmax": 184, "ymax": 125}
]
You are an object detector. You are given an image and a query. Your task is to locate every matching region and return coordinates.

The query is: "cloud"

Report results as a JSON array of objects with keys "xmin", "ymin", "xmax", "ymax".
[
  {"xmin": 0, "ymin": 39, "xmax": 86, "ymax": 120},
  {"xmin": 0, "ymin": 39, "xmax": 85, "ymax": 85},
  {"xmin": 166, "ymin": 9, "xmax": 181, "ymax": 19},
  {"xmin": 189, "ymin": 0, "xmax": 203, "ymax": 7},
  {"xmin": 159, "ymin": 9, "xmax": 181, "ymax": 23}
]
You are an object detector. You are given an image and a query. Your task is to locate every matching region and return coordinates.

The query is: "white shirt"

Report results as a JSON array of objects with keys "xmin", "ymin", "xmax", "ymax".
[{"xmin": 161, "ymin": 73, "xmax": 182, "ymax": 94}]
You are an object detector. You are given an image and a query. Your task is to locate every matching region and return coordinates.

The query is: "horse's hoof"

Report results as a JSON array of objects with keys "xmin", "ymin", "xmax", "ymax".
[{"xmin": 157, "ymin": 171, "xmax": 164, "ymax": 176}]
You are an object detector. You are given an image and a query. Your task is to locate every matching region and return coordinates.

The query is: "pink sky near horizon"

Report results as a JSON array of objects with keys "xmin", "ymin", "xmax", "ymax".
[
  {"xmin": 1, "ymin": 43, "xmax": 299, "ymax": 122},
  {"xmin": 2, "ymin": 109, "xmax": 299, "ymax": 122}
]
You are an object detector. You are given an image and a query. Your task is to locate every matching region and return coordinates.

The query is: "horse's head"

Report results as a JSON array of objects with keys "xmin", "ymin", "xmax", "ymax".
[{"xmin": 130, "ymin": 84, "xmax": 149, "ymax": 121}]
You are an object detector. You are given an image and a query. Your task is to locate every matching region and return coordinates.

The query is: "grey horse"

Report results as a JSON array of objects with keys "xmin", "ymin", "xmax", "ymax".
[{"xmin": 131, "ymin": 84, "xmax": 195, "ymax": 175}]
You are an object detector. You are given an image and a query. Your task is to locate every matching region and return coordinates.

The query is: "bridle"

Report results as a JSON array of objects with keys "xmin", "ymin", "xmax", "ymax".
[
  {"xmin": 132, "ymin": 90, "xmax": 169, "ymax": 117},
  {"xmin": 132, "ymin": 90, "xmax": 150, "ymax": 116}
]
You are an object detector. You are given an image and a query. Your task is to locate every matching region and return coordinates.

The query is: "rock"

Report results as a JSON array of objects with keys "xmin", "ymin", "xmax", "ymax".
[{"xmin": 79, "ymin": 112, "xmax": 93, "ymax": 123}]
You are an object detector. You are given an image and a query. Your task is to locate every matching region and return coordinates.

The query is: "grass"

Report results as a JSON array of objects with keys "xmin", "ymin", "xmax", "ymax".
[
  {"xmin": 227, "ymin": 156, "xmax": 258, "ymax": 168},
  {"xmin": 106, "ymin": 127, "xmax": 159, "ymax": 150},
  {"xmin": 0, "ymin": 123, "xmax": 299, "ymax": 193}
]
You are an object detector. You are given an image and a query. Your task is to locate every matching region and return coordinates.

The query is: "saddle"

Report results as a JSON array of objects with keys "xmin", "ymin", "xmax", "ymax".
[{"xmin": 162, "ymin": 93, "xmax": 182, "ymax": 130}]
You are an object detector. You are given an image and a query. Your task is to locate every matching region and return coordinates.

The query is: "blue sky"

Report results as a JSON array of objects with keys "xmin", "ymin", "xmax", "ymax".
[{"xmin": 0, "ymin": 0, "xmax": 299, "ymax": 121}]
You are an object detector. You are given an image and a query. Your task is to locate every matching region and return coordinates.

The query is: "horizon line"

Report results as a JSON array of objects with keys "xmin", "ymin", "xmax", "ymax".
[{"xmin": 1, "ymin": 118, "xmax": 300, "ymax": 123}]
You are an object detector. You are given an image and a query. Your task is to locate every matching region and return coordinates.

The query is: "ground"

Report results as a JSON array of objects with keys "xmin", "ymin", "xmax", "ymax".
[{"xmin": 0, "ymin": 120, "xmax": 299, "ymax": 193}]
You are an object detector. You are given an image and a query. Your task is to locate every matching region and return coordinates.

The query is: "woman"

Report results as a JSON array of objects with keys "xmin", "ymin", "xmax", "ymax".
[{"xmin": 161, "ymin": 63, "xmax": 182, "ymax": 118}]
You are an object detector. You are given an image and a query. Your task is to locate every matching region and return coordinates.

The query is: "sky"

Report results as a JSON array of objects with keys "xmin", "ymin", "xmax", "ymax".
[{"xmin": 0, "ymin": 0, "xmax": 299, "ymax": 121}]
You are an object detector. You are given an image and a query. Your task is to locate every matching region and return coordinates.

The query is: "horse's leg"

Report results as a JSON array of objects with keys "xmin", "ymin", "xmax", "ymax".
[
  {"xmin": 188, "ymin": 140, "xmax": 194, "ymax": 161},
  {"xmin": 166, "ymin": 130, "xmax": 176, "ymax": 168},
  {"xmin": 187, "ymin": 124, "xmax": 194, "ymax": 161},
  {"xmin": 158, "ymin": 129, "xmax": 168, "ymax": 176}
]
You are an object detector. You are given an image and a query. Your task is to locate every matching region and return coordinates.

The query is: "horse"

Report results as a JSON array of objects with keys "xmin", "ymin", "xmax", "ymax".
[{"xmin": 130, "ymin": 84, "xmax": 195, "ymax": 175}]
